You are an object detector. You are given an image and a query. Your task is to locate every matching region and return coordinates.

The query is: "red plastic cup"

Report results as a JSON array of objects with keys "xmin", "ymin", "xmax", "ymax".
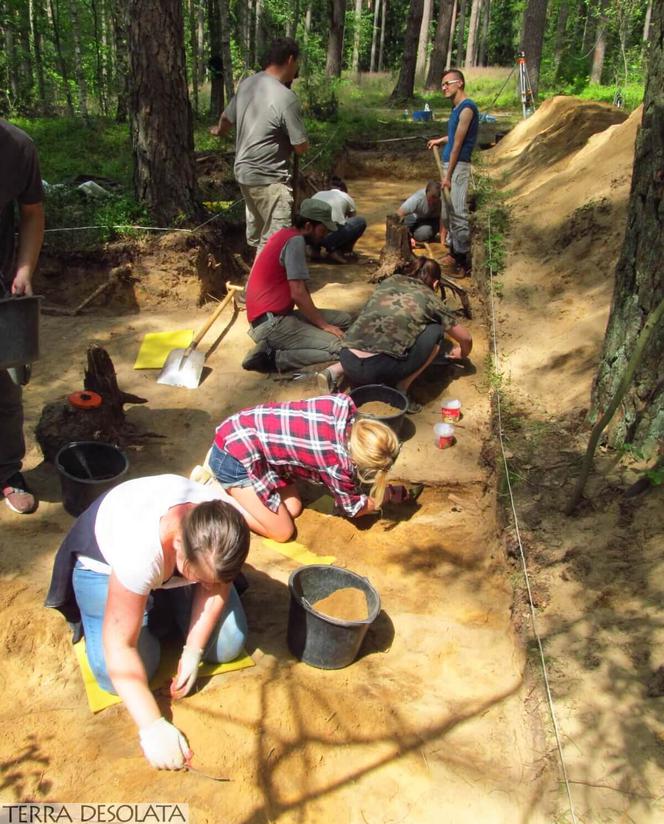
[
  {"xmin": 441, "ymin": 398, "xmax": 461, "ymax": 422},
  {"xmin": 434, "ymin": 423, "xmax": 455, "ymax": 449}
]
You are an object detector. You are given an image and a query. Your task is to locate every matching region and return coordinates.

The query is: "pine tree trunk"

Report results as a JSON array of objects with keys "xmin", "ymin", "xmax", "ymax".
[
  {"xmin": 31, "ymin": 0, "xmax": 48, "ymax": 111},
  {"xmin": 426, "ymin": 0, "xmax": 454, "ymax": 89},
  {"xmin": 17, "ymin": 1, "xmax": 35, "ymax": 108},
  {"xmin": 552, "ymin": 1, "xmax": 569, "ymax": 80},
  {"xmin": 207, "ymin": 0, "xmax": 223, "ymax": 119},
  {"xmin": 112, "ymin": 0, "xmax": 128, "ymax": 122},
  {"xmin": 520, "ymin": 0, "xmax": 549, "ymax": 98},
  {"xmin": 455, "ymin": 0, "xmax": 467, "ymax": 64},
  {"xmin": 127, "ymin": 0, "xmax": 199, "ymax": 224},
  {"xmin": 465, "ymin": 0, "xmax": 481, "ymax": 67},
  {"xmin": 478, "ymin": 0, "xmax": 490, "ymax": 66},
  {"xmin": 189, "ymin": 0, "xmax": 199, "ymax": 115},
  {"xmin": 48, "ymin": 0, "xmax": 75, "ymax": 115},
  {"xmin": 370, "ymin": 0, "xmax": 380, "ymax": 71},
  {"xmin": 643, "ymin": 0, "xmax": 652, "ymax": 42},
  {"xmin": 254, "ymin": 0, "xmax": 263, "ymax": 66},
  {"xmin": 219, "ymin": 0, "xmax": 234, "ymax": 100},
  {"xmin": 90, "ymin": 0, "xmax": 107, "ymax": 115},
  {"xmin": 416, "ymin": 0, "xmax": 433, "ymax": 79},
  {"xmin": 590, "ymin": 1, "xmax": 664, "ymax": 454},
  {"xmin": 237, "ymin": 0, "xmax": 249, "ymax": 66},
  {"xmin": 326, "ymin": 0, "xmax": 347, "ymax": 77},
  {"xmin": 351, "ymin": 0, "xmax": 363, "ymax": 73},
  {"xmin": 68, "ymin": 0, "xmax": 89, "ymax": 116},
  {"xmin": 378, "ymin": 0, "xmax": 387, "ymax": 70},
  {"xmin": 590, "ymin": 0, "xmax": 608, "ymax": 84},
  {"xmin": 446, "ymin": 0, "xmax": 457, "ymax": 66},
  {"xmin": 391, "ymin": 0, "xmax": 424, "ymax": 99}
]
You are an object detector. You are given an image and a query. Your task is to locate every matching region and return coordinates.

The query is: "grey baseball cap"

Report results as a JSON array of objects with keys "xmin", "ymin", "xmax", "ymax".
[{"xmin": 298, "ymin": 198, "xmax": 338, "ymax": 231}]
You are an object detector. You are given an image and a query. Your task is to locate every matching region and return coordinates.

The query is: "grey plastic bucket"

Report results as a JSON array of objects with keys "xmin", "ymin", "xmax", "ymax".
[
  {"xmin": 55, "ymin": 441, "xmax": 129, "ymax": 517},
  {"xmin": 0, "ymin": 295, "xmax": 43, "ymax": 369},
  {"xmin": 287, "ymin": 565, "xmax": 381, "ymax": 669}
]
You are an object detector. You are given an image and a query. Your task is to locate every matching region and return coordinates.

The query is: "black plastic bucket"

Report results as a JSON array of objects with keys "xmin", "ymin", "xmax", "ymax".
[
  {"xmin": 287, "ymin": 565, "xmax": 381, "ymax": 669},
  {"xmin": 0, "ymin": 295, "xmax": 42, "ymax": 369},
  {"xmin": 349, "ymin": 384, "xmax": 408, "ymax": 435},
  {"xmin": 55, "ymin": 441, "xmax": 129, "ymax": 517}
]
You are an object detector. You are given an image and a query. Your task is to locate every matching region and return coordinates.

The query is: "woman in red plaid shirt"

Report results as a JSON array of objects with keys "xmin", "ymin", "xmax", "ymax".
[{"xmin": 208, "ymin": 394, "xmax": 400, "ymax": 541}]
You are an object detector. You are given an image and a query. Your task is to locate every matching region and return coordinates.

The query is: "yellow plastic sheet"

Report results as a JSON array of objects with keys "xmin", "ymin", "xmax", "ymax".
[
  {"xmin": 74, "ymin": 638, "xmax": 255, "ymax": 713},
  {"xmin": 261, "ymin": 537, "xmax": 336, "ymax": 566},
  {"xmin": 133, "ymin": 329, "xmax": 194, "ymax": 369}
]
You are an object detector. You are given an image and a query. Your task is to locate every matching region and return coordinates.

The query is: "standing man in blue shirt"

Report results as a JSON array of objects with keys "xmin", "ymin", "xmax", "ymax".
[{"xmin": 427, "ymin": 69, "xmax": 479, "ymax": 278}]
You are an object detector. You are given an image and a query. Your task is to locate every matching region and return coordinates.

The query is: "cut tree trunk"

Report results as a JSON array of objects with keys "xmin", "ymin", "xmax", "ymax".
[
  {"xmin": 35, "ymin": 346, "xmax": 149, "ymax": 463},
  {"xmin": 370, "ymin": 214, "xmax": 415, "ymax": 282}
]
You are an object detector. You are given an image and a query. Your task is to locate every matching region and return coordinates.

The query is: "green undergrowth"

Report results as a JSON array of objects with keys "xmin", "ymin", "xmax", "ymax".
[{"xmin": 473, "ymin": 166, "xmax": 511, "ymax": 288}]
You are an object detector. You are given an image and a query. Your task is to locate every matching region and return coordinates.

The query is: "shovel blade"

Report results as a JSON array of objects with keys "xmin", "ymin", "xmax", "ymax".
[{"xmin": 157, "ymin": 348, "xmax": 205, "ymax": 389}]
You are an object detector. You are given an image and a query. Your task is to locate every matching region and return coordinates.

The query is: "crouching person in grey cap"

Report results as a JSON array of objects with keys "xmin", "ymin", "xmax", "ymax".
[{"xmin": 242, "ymin": 198, "xmax": 351, "ymax": 392}]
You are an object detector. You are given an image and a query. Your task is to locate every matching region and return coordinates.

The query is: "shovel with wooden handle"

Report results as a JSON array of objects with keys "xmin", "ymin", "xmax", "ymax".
[
  {"xmin": 157, "ymin": 282, "xmax": 244, "ymax": 389},
  {"xmin": 431, "ymin": 145, "xmax": 454, "ymax": 217}
]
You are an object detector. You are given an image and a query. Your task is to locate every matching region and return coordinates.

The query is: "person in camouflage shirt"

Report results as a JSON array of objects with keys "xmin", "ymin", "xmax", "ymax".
[{"xmin": 339, "ymin": 258, "xmax": 472, "ymax": 410}]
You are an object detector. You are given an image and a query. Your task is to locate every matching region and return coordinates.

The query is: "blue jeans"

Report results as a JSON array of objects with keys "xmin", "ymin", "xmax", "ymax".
[
  {"xmin": 208, "ymin": 442, "xmax": 252, "ymax": 489},
  {"xmin": 72, "ymin": 563, "xmax": 248, "ymax": 693},
  {"xmin": 321, "ymin": 216, "xmax": 367, "ymax": 252}
]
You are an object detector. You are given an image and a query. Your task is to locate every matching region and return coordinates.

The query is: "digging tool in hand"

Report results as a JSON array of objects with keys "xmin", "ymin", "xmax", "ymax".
[
  {"xmin": 431, "ymin": 145, "xmax": 454, "ymax": 218},
  {"xmin": 157, "ymin": 282, "xmax": 244, "ymax": 389}
]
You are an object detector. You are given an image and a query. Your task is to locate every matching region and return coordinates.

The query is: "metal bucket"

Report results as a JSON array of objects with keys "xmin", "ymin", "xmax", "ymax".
[{"xmin": 0, "ymin": 295, "xmax": 43, "ymax": 369}]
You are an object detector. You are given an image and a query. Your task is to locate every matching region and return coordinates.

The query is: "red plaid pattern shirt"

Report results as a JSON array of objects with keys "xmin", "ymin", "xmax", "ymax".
[{"xmin": 214, "ymin": 395, "xmax": 367, "ymax": 516}]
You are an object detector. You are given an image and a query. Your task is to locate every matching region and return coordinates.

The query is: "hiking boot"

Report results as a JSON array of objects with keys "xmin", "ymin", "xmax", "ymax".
[
  {"xmin": 2, "ymin": 472, "xmax": 38, "ymax": 514},
  {"xmin": 316, "ymin": 367, "xmax": 340, "ymax": 394},
  {"xmin": 242, "ymin": 342, "xmax": 275, "ymax": 373}
]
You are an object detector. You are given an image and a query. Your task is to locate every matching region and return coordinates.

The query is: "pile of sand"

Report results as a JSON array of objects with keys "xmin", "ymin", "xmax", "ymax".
[{"xmin": 487, "ymin": 97, "xmax": 642, "ymax": 413}]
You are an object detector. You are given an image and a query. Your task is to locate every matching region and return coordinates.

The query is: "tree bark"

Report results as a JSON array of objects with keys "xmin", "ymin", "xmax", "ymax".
[
  {"xmin": 590, "ymin": 0, "xmax": 608, "ymax": 85},
  {"xmin": 31, "ymin": 0, "xmax": 48, "ymax": 110},
  {"xmin": 326, "ymin": 0, "xmax": 347, "ymax": 77},
  {"xmin": 643, "ymin": 0, "xmax": 652, "ymax": 42},
  {"xmin": 478, "ymin": 0, "xmax": 490, "ymax": 66},
  {"xmin": 218, "ymin": 0, "xmax": 234, "ymax": 100},
  {"xmin": 590, "ymin": 0, "xmax": 664, "ymax": 454},
  {"xmin": 48, "ymin": 0, "xmax": 75, "ymax": 115},
  {"xmin": 426, "ymin": 0, "xmax": 454, "ymax": 89},
  {"xmin": 207, "ymin": 0, "xmax": 223, "ymax": 119},
  {"xmin": 127, "ymin": 0, "xmax": 199, "ymax": 224},
  {"xmin": 446, "ymin": 0, "xmax": 457, "ymax": 67},
  {"xmin": 351, "ymin": 0, "xmax": 363, "ymax": 73},
  {"xmin": 391, "ymin": 0, "xmax": 424, "ymax": 99},
  {"xmin": 68, "ymin": 0, "xmax": 89, "ymax": 116},
  {"xmin": 552, "ymin": 1, "xmax": 569, "ymax": 80},
  {"xmin": 455, "ymin": 0, "xmax": 467, "ymax": 65},
  {"xmin": 378, "ymin": 0, "xmax": 387, "ymax": 70},
  {"xmin": 370, "ymin": 0, "xmax": 380, "ymax": 71},
  {"xmin": 465, "ymin": 0, "xmax": 482, "ymax": 67},
  {"xmin": 370, "ymin": 214, "xmax": 415, "ymax": 282},
  {"xmin": 520, "ymin": 0, "xmax": 549, "ymax": 98},
  {"xmin": 416, "ymin": 0, "xmax": 433, "ymax": 79},
  {"xmin": 112, "ymin": 0, "xmax": 129, "ymax": 122},
  {"xmin": 237, "ymin": 0, "xmax": 249, "ymax": 66},
  {"xmin": 189, "ymin": 0, "xmax": 200, "ymax": 115},
  {"xmin": 254, "ymin": 0, "xmax": 263, "ymax": 66}
]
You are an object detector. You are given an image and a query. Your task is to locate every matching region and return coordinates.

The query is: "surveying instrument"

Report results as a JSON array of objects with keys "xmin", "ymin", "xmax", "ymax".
[{"xmin": 516, "ymin": 51, "xmax": 535, "ymax": 119}]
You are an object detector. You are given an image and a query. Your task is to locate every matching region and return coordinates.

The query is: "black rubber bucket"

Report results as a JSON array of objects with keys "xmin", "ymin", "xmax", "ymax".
[
  {"xmin": 55, "ymin": 441, "xmax": 129, "ymax": 517},
  {"xmin": 287, "ymin": 565, "xmax": 381, "ymax": 669},
  {"xmin": 0, "ymin": 295, "xmax": 43, "ymax": 369},
  {"xmin": 349, "ymin": 384, "xmax": 408, "ymax": 435}
]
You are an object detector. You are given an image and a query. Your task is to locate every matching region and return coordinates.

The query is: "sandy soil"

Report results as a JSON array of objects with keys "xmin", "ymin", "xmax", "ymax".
[
  {"xmin": 485, "ymin": 97, "xmax": 664, "ymax": 823},
  {"xmin": 0, "ymin": 153, "xmax": 550, "ymax": 822}
]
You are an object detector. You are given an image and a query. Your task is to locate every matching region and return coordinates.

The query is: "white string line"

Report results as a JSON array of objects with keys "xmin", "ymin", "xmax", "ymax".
[{"xmin": 486, "ymin": 210, "xmax": 578, "ymax": 824}]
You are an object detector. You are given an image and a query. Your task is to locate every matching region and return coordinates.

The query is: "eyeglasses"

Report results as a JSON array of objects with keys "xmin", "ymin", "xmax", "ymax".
[{"xmin": 441, "ymin": 80, "xmax": 461, "ymax": 88}]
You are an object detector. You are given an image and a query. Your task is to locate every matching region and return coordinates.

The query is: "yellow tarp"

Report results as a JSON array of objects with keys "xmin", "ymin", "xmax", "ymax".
[
  {"xmin": 74, "ymin": 638, "xmax": 255, "ymax": 713},
  {"xmin": 261, "ymin": 537, "xmax": 336, "ymax": 566},
  {"xmin": 134, "ymin": 330, "xmax": 194, "ymax": 369}
]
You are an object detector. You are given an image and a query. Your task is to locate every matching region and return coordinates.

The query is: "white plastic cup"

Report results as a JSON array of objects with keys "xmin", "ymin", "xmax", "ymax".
[
  {"xmin": 441, "ymin": 398, "xmax": 462, "ymax": 422},
  {"xmin": 434, "ymin": 422, "xmax": 455, "ymax": 449}
]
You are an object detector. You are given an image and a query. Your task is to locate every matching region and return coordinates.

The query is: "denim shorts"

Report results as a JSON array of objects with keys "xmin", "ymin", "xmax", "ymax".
[{"xmin": 209, "ymin": 442, "xmax": 253, "ymax": 489}]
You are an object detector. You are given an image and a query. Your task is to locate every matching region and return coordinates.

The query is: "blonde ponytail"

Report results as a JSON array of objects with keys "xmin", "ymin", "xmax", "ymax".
[{"xmin": 348, "ymin": 418, "xmax": 400, "ymax": 507}]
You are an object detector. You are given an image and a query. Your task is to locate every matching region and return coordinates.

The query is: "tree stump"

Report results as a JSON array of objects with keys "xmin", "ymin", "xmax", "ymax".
[
  {"xmin": 36, "ymin": 345, "xmax": 149, "ymax": 462},
  {"xmin": 370, "ymin": 214, "xmax": 416, "ymax": 283}
]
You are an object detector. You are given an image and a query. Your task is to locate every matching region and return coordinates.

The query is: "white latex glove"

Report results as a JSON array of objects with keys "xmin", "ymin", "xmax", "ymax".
[
  {"xmin": 170, "ymin": 645, "xmax": 203, "ymax": 700},
  {"xmin": 139, "ymin": 717, "xmax": 191, "ymax": 770}
]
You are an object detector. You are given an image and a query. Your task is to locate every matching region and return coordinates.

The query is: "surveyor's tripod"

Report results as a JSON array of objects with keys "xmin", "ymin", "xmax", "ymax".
[{"xmin": 516, "ymin": 51, "xmax": 535, "ymax": 119}]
